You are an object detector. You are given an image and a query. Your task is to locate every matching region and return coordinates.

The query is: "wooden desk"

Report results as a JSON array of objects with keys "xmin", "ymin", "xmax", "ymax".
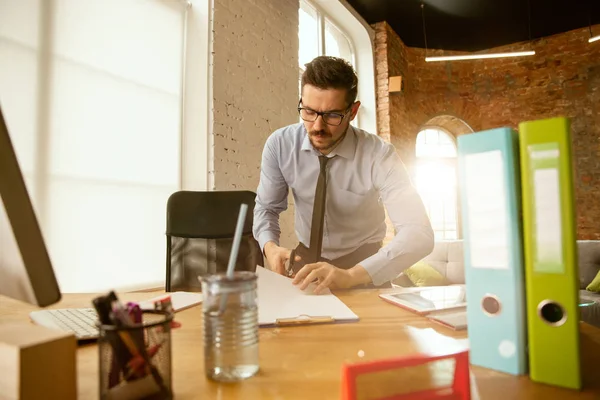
[{"xmin": 1, "ymin": 290, "xmax": 599, "ymax": 399}]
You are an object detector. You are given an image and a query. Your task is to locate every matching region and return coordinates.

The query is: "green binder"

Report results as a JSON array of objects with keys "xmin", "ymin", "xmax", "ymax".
[{"xmin": 518, "ymin": 116, "xmax": 580, "ymax": 390}]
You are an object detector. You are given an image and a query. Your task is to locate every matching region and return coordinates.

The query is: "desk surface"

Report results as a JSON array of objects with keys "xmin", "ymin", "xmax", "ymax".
[{"xmin": 1, "ymin": 290, "xmax": 600, "ymax": 399}]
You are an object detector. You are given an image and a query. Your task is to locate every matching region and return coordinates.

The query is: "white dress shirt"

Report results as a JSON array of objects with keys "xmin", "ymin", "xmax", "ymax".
[{"xmin": 253, "ymin": 122, "xmax": 434, "ymax": 285}]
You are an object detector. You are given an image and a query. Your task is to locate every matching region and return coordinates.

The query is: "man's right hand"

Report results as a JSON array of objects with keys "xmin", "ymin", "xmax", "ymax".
[{"xmin": 263, "ymin": 241, "xmax": 300, "ymax": 275}]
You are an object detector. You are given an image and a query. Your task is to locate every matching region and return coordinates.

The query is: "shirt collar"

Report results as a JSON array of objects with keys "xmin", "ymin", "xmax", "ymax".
[{"xmin": 301, "ymin": 125, "xmax": 356, "ymax": 160}]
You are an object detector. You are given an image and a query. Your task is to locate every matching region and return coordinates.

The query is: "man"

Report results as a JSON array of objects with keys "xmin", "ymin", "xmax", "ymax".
[{"xmin": 253, "ymin": 56, "xmax": 433, "ymax": 294}]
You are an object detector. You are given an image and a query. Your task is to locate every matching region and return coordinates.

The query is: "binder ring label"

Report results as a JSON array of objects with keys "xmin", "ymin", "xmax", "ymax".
[
  {"xmin": 537, "ymin": 300, "xmax": 567, "ymax": 327},
  {"xmin": 481, "ymin": 294, "xmax": 502, "ymax": 316}
]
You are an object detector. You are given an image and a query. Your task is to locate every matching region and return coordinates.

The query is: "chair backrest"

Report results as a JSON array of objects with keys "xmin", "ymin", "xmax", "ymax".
[{"xmin": 165, "ymin": 190, "xmax": 263, "ymax": 292}]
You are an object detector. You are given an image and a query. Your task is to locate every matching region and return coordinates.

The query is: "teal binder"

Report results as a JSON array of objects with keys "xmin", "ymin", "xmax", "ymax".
[{"xmin": 457, "ymin": 127, "xmax": 527, "ymax": 375}]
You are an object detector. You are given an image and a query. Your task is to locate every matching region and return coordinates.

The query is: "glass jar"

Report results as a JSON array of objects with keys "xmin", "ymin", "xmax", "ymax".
[{"xmin": 201, "ymin": 271, "xmax": 259, "ymax": 382}]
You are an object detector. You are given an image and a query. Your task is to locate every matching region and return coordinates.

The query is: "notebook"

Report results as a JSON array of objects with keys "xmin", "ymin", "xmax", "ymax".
[{"xmin": 256, "ymin": 266, "xmax": 359, "ymax": 326}]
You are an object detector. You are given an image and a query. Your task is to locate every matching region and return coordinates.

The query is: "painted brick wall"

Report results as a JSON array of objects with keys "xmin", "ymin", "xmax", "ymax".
[
  {"xmin": 374, "ymin": 23, "xmax": 391, "ymax": 144},
  {"xmin": 211, "ymin": 0, "xmax": 299, "ymax": 248},
  {"xmin": 375, "ymin": 22, "xmax": 600, "ymax": 240}
]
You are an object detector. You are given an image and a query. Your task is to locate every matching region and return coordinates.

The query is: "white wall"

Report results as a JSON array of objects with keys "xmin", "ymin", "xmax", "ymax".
[{"xmin": 210, "ymin": 0, "xmax": 300, "ymax": 249}]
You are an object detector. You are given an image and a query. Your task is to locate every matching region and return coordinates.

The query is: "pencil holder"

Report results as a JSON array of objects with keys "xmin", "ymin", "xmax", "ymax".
[{"xmin": 98, "ymin": 310, "xmax": 174, "ymax": 400}]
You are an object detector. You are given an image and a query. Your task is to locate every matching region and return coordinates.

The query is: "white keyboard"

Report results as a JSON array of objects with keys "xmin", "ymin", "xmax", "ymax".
[
  {"xmin": 28, "ymin": 292, "xmax": 203, "ymax": 341},
  {"xmin": 29, "ymin": 307, "xmax": 99, "ymax": 341}
]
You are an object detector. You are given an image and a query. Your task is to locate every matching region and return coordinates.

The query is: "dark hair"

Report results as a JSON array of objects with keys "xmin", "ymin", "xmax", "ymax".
[{"xmin": 301, "ymin": 56, "xmax": 358, "ymax": 106}]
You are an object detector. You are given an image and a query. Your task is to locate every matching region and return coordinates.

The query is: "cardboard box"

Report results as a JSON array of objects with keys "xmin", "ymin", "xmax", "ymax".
[
  {"xmin": 388, "ymin": 76, "xmax": 404, "ymax": 93},
  {"xmin": 0, "ymin": 323, "xmax": 76, "ymax": 400}
]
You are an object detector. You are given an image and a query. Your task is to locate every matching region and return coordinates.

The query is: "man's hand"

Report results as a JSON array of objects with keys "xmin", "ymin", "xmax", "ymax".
[
  {"xmin": 264, "ymin": 241, "xmax": 300, "ymax": 275},
  {"xmin": 292, "ymin": 262, "xmax": 372, "ymax": 294}
]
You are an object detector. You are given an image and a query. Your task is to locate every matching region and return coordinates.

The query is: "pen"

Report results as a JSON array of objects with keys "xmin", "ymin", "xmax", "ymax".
[
  {"xmin": 151, "ymin": 295, "xmax": 181, "ymax": 329},
  {"xmin": 153, "ymin": 296, "xmax": 173, "ymax": 314},
  {"xmin": 110, "ymin": 298, "xmax": 150, "ymax": 379},
  {"xmin": 126, "ymin": 302, "xmax": 142, "ymax": 324},
  {"xmin": 111, "ymin": 298, "xmax": 134, "ymax": 326},
  {"xmin": 125, "ymin": 302, "xmax": 147, "ymax": 347},
  {"xmin": 114, "ymin": 328, "xmax": 150, "ymax": 379},
  {"xmin": 124, "ymin": 342, "xmax": 164, "ymax": 380}
]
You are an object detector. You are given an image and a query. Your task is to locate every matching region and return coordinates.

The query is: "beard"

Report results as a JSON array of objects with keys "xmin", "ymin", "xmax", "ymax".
[{"xmin": 308, "ymin": 127, "xmax": 347, "ymax": 152}]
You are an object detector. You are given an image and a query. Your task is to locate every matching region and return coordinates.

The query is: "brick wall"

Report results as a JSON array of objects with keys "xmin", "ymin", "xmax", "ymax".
[
  {"xmin": 211, "ymin": 0, "xmax": 299, "ymax": 248},
  {"xmin": 374, "ymin": 23, "xmax": 600, "ymax": 239}
]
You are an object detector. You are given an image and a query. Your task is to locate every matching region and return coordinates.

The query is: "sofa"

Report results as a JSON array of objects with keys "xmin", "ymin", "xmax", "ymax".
[{"xmin": 411, "ymin": 239, "xmax": 600, "ymax": 303}]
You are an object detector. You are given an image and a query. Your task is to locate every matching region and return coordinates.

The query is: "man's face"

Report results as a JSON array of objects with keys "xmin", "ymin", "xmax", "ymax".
[{"xmin": 300, "ymin": 84, "xmax": 360, "ymax": 154}]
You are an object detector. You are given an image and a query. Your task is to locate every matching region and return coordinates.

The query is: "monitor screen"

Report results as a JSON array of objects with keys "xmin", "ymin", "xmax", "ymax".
[{"xmin": 0, "ymin": 105, "xmax": 61, "ymax": 307}]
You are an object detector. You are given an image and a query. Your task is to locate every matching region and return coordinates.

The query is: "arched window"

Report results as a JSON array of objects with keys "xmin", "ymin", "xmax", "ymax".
[{"xmin": 413, "ymin": 128, "xmax": 459, "ymax": 240}]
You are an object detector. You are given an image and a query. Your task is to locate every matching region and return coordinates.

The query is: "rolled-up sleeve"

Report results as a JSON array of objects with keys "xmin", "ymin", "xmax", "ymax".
[
  {"xmin": 359, "ymin": 144, "xmax": 434, "ymax": 286},
  {"xmin": 253, "ymin": 133, "xmax": 289, "ymax": 252}
]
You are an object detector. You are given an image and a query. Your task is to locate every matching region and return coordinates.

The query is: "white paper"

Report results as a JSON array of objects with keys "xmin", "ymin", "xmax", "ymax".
[
  {"xmin": 256, "ymin": 266, "xmax": 359, "ymax": 326},
  {"xmin": 140, "ymin": 291, "xmax": 203, "ymax": 312},
  {"xmin": 533, "ymin": 168, "xmax": 563, "ymax": 265},
  {"xmin": 464, "ymin": 150, "xmax": 509, "ymax": 269}
]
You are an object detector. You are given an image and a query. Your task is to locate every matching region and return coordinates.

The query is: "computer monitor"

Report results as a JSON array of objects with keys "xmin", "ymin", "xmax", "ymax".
[{"xmin": 0, "ymin": 104, "xmax": 61, "ymax": 307}]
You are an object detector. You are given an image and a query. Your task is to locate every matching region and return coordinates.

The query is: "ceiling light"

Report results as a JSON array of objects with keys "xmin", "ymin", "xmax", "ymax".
[
  {"xmin": 419, "ymin": 2, "xmax": 534, "ymax": 62},
  {"xmin": 588, "ymin": 2, "xmax": 598, "ymax": 43},
  {"xmin": 425, "ymin": 51, "xmax": 535, "ymax": 62}
]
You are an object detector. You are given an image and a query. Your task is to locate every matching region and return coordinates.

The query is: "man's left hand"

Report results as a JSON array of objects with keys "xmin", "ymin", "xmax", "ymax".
[
  {"xmin": 292, "ymin": 262, "xmax": 371, "ymax": 294},
  {"xmin": 292, "ymin": 262, "xmax": 357, "ymax": 294}
]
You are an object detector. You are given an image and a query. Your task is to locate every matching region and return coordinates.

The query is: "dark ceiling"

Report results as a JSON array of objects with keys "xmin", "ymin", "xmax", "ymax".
[{"xmin": 345, "ymin": 0, "xmax": 600, "ymax": 52}]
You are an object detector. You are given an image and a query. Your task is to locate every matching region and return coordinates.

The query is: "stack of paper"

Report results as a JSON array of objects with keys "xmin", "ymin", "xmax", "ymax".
[{"xmin": 256, "ymin": 266, "xmax": 359, "ymax": 326}]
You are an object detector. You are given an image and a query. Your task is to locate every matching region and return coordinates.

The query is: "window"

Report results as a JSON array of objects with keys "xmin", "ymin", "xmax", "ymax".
[
  {"xmin": 413, "ymin": 129, "xmax": 459, "ymax": 240},
  {"xmin": 299, "ymin": 1, "xmax": 355, "ymax": 69},
  {"xmin": 297, "ymin": 0, "xmax": 376, "ymax": 133},
  {"xmin": 324, "ymin": 19, "xmax": 354, "ymax": 62},
  {"xmin": 298, "ymin": 0, "xmax": 357, "ymax": 123},
  {"xmin": 299, "ymin": 2, "xmax": 320, "ymax": 69},
  {"xmin": 0, "ymin": 0, "xmax": 190, "ymax": 292}
]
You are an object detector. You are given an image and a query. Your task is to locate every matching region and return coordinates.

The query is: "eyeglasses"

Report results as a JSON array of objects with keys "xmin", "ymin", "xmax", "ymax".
[{"xmin": 297, "ymin": 101, "xmax": 352, "ymax": 126}]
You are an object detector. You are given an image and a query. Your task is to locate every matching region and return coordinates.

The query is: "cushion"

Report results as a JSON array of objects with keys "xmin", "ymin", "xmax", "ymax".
[
  {"xmin": 391, "ymin": 273, "xmax": 415, "ymax": 288},
  {"xmin": 586, "ymin": 270, "xmax": 600, "ymax": 293},
  {"xmin": 404, "ymin": 260, "xmax": 449, "ymax": 287},
  {"xmin": 423, "ymin": 240, "xmax": 465, "ymax": 284},
  {"xmin": 578, "ymin": 240, "xmax": 600, "ymax": 289}
]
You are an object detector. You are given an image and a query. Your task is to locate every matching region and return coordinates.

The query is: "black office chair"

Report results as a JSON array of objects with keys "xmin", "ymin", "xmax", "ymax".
[{"xmin": 165, "ymin": 190, "xmax": 263, "ymax": 292}]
